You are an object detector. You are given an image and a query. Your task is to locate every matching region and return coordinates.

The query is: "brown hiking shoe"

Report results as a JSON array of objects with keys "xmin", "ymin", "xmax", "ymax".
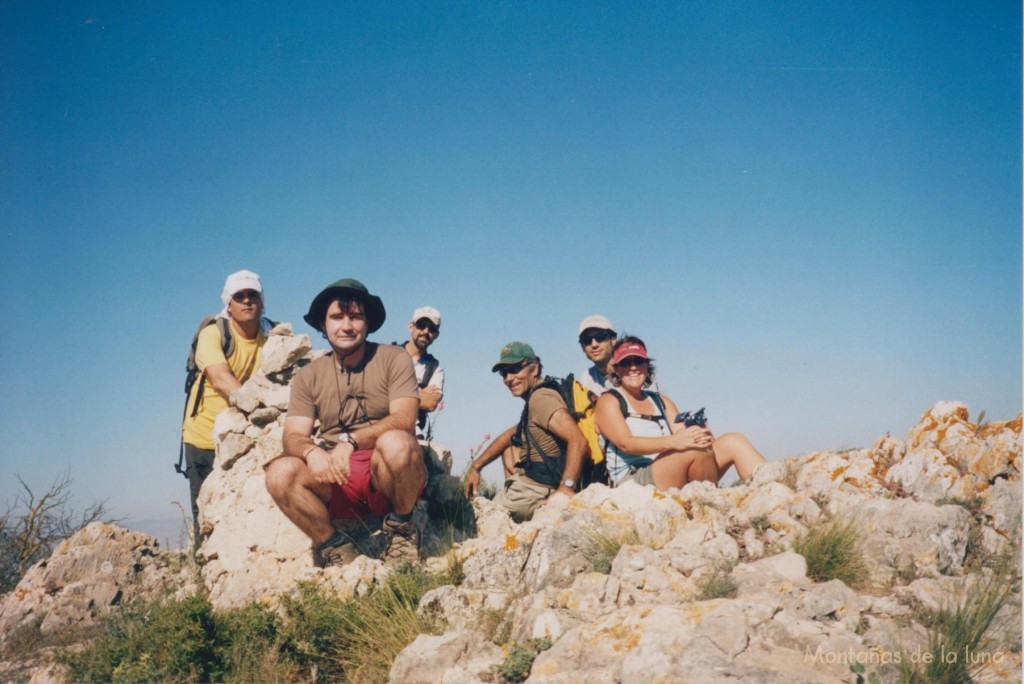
[
  {"xmin": 382, "ymin": 514, "xmax": 421, "ymax": 565},
  {"xmin": 315, "ymin": 532, "xmax": 362, "ymax": 568}
]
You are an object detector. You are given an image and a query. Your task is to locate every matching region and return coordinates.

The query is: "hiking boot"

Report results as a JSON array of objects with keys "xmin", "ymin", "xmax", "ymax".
[
  {"xmin": 381, "ymin": 513, "xmax": 421, "ymax": 565},
  {"xmin": 315, "ymin": 532, "xmax": 362, "ymax": 569}
]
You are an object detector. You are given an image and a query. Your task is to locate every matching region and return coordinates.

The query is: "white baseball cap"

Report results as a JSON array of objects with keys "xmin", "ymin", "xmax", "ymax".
[
  {"xmin": 412, "ymin": 306, "xmax": 441, "ymax": 326},
  {"xmin": 578, "ymin": 314, "xmax": 615, "ymax": 336}
]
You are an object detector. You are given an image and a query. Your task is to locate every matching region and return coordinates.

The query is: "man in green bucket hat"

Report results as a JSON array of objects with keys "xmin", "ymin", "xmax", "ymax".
[
  {"xmin": 265, "ymin": 278, "xmax": 426, "ymax": 567},
  {"xmin": 463, "ymin": 341, "xmax": 587, "ymax": 521}
]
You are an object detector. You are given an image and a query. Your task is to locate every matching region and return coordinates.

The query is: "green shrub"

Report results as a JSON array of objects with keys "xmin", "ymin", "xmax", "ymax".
[
  {"xmin": 328, "ymin": 564, "xmax": 447, "ymax": 683},
  {"xmin": 698, "ymin": 561, "xmax": 739, "ymax": 600},
  {"xmin": 585, "ymin": 527, "xmax": 639, "ymax": 575},
  {"xmin": 793, "ymin": 517, "xmax": 868, "ymax": 588},
  {"xmin": 214, "ymin": 602, "xmax": 300, "ymax": 683},
  {"xmin": 277, "ymin": 581, "xmax": 355, "ymax": 681},
  {"xmin": 60, "ymin": 593, "xmax": 218, "ymax": 683},
  {"xmin": 900, "ymin": 551, "xmax": 1018, "ymax": 684},
  {"xmin": 60, "ymin": 561, "xmax": 463, "ymax": 684},
  {"xmin": 426, "ymin": 492, "xmax": 477, "ymax": 561},
  {"xmin": 750, "ymin": 515, "xmax": 771, "ymax": 533},
  {"xmin": 780, "ymin": 460, "xmax": 800, "ymax": 490},
  {"xmin": 492, "ymin": 637, "xmax": 552, "ymax": 683},
  {"xmin": 432, "ymin": 487, "xmax": 477, "ymax": 534}
]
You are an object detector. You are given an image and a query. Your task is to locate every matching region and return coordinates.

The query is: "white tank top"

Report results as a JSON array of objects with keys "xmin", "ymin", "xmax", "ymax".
[{"xmin": 603, "ymin": 389, "xmax": 671, "ymax": 485}]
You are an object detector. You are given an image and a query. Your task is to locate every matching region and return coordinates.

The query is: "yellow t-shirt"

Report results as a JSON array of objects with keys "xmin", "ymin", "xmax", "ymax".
[{"xmin": 181, "ymin": 321, "xmax": 265, "ymax": 450}]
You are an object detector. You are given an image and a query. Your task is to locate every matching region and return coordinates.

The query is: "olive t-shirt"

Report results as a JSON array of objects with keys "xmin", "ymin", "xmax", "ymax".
[
  {"xmin": 521, "ymin": 387, "xmax": 569, "ymax": 486},
  {"xmin": 286, "ymin": 342, "xmax": 418, "ymax": 446}
]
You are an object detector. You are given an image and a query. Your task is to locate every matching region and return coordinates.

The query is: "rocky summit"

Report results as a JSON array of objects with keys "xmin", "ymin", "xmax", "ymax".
[{"xmin": 1, "ymin": 324, "xmax": 1020, "ymax": 683}]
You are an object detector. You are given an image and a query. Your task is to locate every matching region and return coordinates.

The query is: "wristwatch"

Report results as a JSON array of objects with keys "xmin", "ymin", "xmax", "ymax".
[
  {"xmin": 339, "ymin": 433, "xmax": 359, "ymax": 450},
  {"xmin": 561, "ymin": 478, "xmax": 576, "ymax": 489}
]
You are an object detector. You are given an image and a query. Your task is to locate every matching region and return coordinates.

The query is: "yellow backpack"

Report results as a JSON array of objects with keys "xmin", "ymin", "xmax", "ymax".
[
  {"xmin": 570, "ymin": 378, "xmax": 604, "ymax": 465},
  {"xmin": 520, "ymin": 374, "xmax": 610, "ymax": 487}
]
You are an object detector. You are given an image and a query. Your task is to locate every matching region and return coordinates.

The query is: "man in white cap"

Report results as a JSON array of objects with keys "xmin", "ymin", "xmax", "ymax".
[
  {"xmin": 182, "ymin": 269, "xmax": 272, "ymax": 545},
  {"xmin": 577, "ymin": 314, "xmax": 618, "ymax": 396},
  {"xmin": 401, "ymin": 306, "xmax": 445, "ymax": 439}
]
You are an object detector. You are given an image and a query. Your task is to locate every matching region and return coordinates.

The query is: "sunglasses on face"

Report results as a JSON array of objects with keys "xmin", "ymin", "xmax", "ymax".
[
  {"xmin": 579, "ymin": 330, "xmax": 614, "ymax": 346},
  {"xmin": 231, "ymin": 290, "xmax": 261, "ymax": 303},
  {"xmin": 415, "ymin": 320, "xmax": 439, "ymax": 334},
  {"xmin": 499, "ymin": 360, "xmax": 533, "ymax": 378},
  {"xmin": 615, "ymin": 356, "xmax": 648, "ymax": 369}
]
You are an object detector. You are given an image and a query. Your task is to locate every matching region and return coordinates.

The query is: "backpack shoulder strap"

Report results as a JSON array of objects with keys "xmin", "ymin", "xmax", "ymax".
[
  {"xmin": 646, "ymin": 390, "xmax": 667, "ymax": 415},
  {"xmin": 607, "ymin": 387, "xmax": 629, "ymax": 418},
  {"xmin": 561, "ymin": 373, "xmax": 581, "ymax": 418},
  {"xmin": 216, "ymin": 317, "xmax": 234, "ymax": 359},
  {"xmin": 185, "ymin": 316, "xmax": 228, "ymax": 418},
  {"xmin": 646, "ymin": 390, "xmax": 671, "ymax": 428},
  {"xmin": 609, "ymin": 388, "xmax": 667, "ymax": 423},
  {"xmin": 419, "ymin": 355, "xmax": 439, "ymax": 389},
  {"xmin": 533, "ymin": 375, "xmax": 577, "ymax": 418}
]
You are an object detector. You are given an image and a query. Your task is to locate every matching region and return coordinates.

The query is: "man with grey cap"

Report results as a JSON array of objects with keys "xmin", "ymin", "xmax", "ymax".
[
  {"xmin": 577, "ymin": 314, "xmax": 618, "ymax": 395},
  {"xmin": 401, "ymin": 306, "xmax": 445, "ymax": 439},
  {"xmin": 264, "ymin": 278, "xmax": 426, "ymax": 567},
  {"xmin": 464, "ymin": 342, "xmax": 586, "ymax": 522},
  {"xmin": 182, "ymin": 269, "xmax": 272, "ymax": 546}
]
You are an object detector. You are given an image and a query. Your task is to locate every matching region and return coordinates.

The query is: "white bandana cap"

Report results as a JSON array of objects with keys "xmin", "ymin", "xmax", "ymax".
[{"xmin": 218, "ymin": 269, "xmax": 272, "ymax": 334}]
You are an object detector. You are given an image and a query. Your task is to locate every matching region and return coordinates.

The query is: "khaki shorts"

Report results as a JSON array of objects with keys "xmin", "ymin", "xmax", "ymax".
[
  {"xmin": 495, "ymin": 471, "xmax": 554, "ymax": 522},
  {"xmin": 621, "ymin": 464, "xmax": 656, "ymax": 487}
]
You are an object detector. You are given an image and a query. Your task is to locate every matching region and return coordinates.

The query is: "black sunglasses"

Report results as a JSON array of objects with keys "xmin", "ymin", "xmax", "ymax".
[
  {"xmin": 415, "ymin": 319, "xmax": 439, "ymax": 334},
  {"xmin": 579, "ymin": 330, "xmax": 614, "ymax": 346},
  {"xmin": 231, "ymin": 290, "xmax": 261, "ymax": 303},
  {"xmin": 498, "ymin": 360, "xmax": 533, "ymax": 378}
]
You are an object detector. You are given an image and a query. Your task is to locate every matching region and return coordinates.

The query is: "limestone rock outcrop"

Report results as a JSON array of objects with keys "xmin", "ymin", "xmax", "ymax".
[
  {"xmin": 392, "ymin": 402, "xmax": 1021, "ymax": 683},
  {"xmin": 0, "ymin": 523, "xmax": 198, "ymax": 644}
]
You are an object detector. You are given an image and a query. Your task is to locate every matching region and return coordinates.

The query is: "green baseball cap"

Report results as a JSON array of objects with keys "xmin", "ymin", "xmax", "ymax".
[
  {"xmin": 491, "ymin": 341, "xmax": 537, "ymax": 372},
  {"xmin": 303, "ymin": 278, "xmax": 386, "ymax": 334}
]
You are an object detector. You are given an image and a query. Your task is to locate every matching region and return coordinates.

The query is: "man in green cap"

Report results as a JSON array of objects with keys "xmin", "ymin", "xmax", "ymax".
[
  {"xmin": 464, "ymin": 342, "xmax": 587, "ymax": 522},
  {"xmin": 265, "ymin": 278, "xmax": 426, "ymax": 567}
]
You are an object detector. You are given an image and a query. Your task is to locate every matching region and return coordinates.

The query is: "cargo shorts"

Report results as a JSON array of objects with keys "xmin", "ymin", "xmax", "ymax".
[{"xmin": 494, "ymin": 471, "xmax": 554, "ymax": 522}]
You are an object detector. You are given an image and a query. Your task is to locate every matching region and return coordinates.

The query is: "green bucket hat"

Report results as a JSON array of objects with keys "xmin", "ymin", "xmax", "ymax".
[
  {"xmin": 303, "ymin": 278, "xmax": 386, "ymax": 334},
  {"xmin": 491, "ymin": 341, "xmax": 537, "ymax": 372}
]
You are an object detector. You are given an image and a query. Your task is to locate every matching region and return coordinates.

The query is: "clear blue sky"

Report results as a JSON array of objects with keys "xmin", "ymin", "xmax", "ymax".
[{"xmin": 2, "ymin": 2, "xmax": 1020, "ymax": 543}]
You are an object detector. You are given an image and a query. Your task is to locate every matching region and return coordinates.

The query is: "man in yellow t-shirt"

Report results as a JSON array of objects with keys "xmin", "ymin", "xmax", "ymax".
[{"xmin": 181, "ymin": 269, "xmax": 270, "ymax": 546}]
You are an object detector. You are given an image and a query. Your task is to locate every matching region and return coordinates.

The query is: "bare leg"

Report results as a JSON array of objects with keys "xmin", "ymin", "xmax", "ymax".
[
  {"xmin": 265, "ymin": 456, "xmax": 335, "ymax": 546},
  {"xmin": 369, "ymin": 430, "xmax": 426, "ymax": 516},
  {"xmin": 650, "ymin": 448, "xmax": 719, "ymax": 490},
  {"xmin": 711, "ymin": 432, "xmax": 766, "ymax": 482}
]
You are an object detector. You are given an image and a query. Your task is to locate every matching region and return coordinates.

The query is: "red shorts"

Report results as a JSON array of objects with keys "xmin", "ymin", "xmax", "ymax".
[{"xmin": 327, "ymin": 448, "xmax": 426, "ymax": 520}]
